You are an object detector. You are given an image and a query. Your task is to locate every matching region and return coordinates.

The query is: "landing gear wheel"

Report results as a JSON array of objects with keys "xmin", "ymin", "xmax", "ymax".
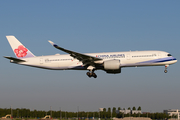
[
  {"xmin": 164, "ymin": 70, "xmax": 168, "ymax": 73},
  {"xmin": 86, "ymin": 71, "xmax": 97, "ymax": 78},
  {"xmin": 92, "ymin": 73, "xmax": 97, "ymax": 78},
  {"xmin": 86, "ymin": 72, "xmax": 91, "ymax": 77}
]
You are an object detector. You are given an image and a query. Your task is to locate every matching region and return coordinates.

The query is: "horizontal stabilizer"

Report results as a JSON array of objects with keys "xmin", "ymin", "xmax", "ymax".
[{"xmin": 4, "ymin": 56, "xmax": 26, "ymax": 62}]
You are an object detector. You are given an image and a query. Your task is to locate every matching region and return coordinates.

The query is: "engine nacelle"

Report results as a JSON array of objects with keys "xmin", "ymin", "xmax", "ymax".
[{"xmin": 104, "ymin": 60, "xmax": 121, "ymax": 74}]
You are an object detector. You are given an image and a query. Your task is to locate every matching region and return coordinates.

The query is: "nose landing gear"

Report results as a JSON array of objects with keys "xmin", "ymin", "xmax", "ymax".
[{"xmin": 164, "ymin": 65, "xmax": 169, "ymax": 73}]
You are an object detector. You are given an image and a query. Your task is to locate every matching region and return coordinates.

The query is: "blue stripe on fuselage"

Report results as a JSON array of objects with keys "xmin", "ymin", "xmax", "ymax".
[{"xmin": 138, "ymin": 57, "xmax": 176, "ymax": 64}]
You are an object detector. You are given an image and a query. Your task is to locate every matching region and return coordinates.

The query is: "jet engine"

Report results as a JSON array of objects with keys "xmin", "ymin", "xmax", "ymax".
[{"xmin": 103, "ymin": 60, "xmax": 121, "ymax": 74}]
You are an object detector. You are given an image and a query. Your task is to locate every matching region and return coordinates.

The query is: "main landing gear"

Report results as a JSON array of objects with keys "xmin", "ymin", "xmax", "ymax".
[
  {"xmin": 86, "ymin": 71, "xmax": 97, "ymax": 78},
  {"xmin": 164, "ymin": 65, "xmax": 169, "ymax": 73},
  {"xmin": 86, "ymin": 66, "xmax": 97, "ymax": 78}
]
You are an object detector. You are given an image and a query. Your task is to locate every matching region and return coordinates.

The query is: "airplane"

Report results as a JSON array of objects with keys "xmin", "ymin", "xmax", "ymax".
[{"xmin": 4, "ymin": 36, "xmax": 177, "ymax": 78}]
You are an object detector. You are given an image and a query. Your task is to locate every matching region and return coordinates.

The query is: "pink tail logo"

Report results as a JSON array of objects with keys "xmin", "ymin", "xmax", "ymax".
[{"xmin": 14, "ymin": 45, "xmax": 28, "ymax": 58}]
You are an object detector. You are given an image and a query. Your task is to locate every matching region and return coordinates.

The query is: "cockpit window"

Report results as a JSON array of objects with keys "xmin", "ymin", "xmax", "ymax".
[{"xmin": 167, "ymin": 54, "xmax": 172, "ymax": 56}]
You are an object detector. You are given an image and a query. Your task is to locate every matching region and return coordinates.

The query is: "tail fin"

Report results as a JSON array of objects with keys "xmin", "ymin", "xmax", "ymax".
[{"xmin": 6, "ymin": 36, "xmax": 35, "ymax": 58}]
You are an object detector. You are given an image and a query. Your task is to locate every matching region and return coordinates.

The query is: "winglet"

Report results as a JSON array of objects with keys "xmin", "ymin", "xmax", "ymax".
[
  {"xmin": 48, "ymin": 40, "xmax": 54, "ymax": 45},
  {"xmin": 48, "ymin": 40, "xmax": 58, "ymax": 47}
]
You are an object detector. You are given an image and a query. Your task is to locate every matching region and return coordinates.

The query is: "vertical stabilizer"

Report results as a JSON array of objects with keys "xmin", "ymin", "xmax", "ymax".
[{"xmin": 6, "ymin": 36, "xmax": 35, "ymax": 58}]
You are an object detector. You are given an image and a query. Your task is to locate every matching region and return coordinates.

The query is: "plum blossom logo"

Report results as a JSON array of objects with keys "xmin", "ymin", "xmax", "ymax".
[{"xmin": 14, "ymin": 45, "xmax": 28, "ymax": 58}]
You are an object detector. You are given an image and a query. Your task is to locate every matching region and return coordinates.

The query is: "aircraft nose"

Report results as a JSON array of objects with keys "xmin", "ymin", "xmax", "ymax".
[
  {"xmin": 175, "ymin": 59, "xmax": 177, "ymax": 63},
  {"xmin": 173, "ymin": 57, "xmax": 177, "ymax": 63}
]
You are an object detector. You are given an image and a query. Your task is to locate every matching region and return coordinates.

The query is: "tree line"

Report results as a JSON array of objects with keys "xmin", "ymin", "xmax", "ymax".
[{"xmin": 0, "ymin": 107, "xmax": 176, "ymax": 119}]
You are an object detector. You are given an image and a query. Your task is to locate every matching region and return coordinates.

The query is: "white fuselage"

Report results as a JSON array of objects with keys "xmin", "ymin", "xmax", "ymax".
[
  {"xmin": 5, "ymin": 35, "xmax": 177, "ymax": 78},
  {"xmin": 13, "ymin": 50, "xmax": 177, "ymax": 71}
]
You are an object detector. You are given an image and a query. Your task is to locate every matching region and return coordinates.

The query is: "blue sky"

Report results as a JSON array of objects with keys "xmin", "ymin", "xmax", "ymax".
[{"xmin": 0, "ymin": 0, "xmax": 180, "ymax": 112}]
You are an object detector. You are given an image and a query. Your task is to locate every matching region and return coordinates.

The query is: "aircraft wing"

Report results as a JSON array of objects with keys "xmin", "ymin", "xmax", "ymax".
[
  {"xmin": 48, "ymin": 41, "xmax": 102, "ymax": 65},
  {"xmin": 4, "ymin": 56, "xmax": 26, "ymax": 62}
]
